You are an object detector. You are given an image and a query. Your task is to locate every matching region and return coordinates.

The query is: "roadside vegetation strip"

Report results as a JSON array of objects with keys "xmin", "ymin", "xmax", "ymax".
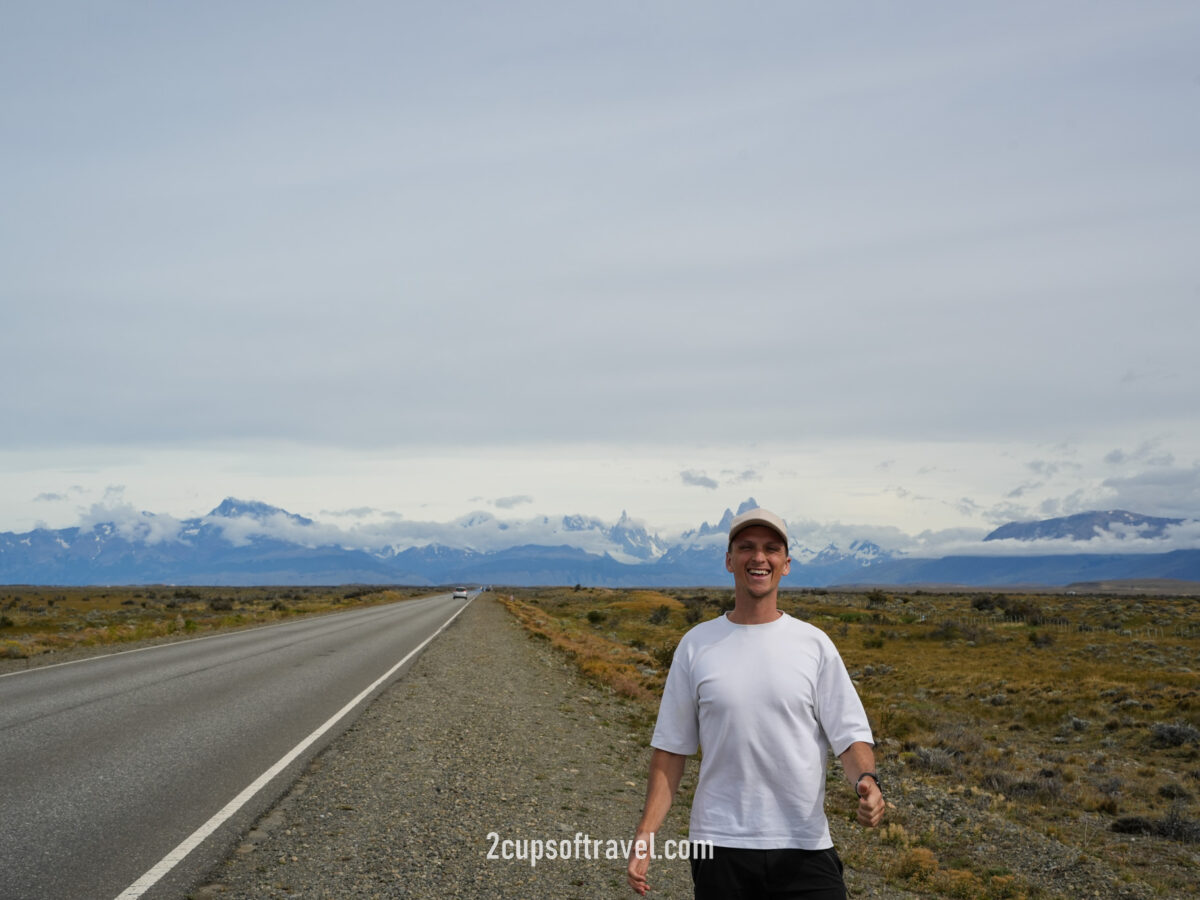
[
  {"xmin": 500, "ymin": 585, "xmax": 1200, "ymax": 899},
  {"xmin": 115, "ymin": 597, "xmax": 473, "ymax": 900},
  {"xmin": 0, "ymin": 585, "xmax": 428, "ymax": 666}
]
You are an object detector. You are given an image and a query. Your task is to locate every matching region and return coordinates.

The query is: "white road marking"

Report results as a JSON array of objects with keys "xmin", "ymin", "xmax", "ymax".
[{"xmin": 114, "ymin": 598, "xmax": 471, "ymax": 900}]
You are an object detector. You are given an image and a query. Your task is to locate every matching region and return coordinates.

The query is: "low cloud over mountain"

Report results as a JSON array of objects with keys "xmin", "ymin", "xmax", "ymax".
[{"xmin": 1, "ymin": 498, "xmax": 1198, "ymax": 587}]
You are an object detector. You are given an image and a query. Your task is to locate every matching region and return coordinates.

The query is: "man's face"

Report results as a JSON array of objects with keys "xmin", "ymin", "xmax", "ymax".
[{"xmin": 725, "ymin": 524, "xmax": 791, "ymax": 600}]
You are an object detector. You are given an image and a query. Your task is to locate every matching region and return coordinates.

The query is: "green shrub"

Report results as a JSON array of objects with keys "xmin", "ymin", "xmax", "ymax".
[
  {"xmin": 865, "ymin": 589, "xmax": 889, "ymax": 608},
  {"xmin": 651, "ymin": 640, "xmax": 677, "ymax": 671}
]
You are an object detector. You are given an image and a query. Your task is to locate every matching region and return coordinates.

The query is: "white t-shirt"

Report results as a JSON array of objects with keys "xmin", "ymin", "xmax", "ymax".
[{"xmin": 651, "ymin": 612, "xmax": 873, "ymax": 849}]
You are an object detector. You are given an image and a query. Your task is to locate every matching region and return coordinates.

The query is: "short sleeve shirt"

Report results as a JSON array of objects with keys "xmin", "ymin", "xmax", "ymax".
[{"xmin": 651, "ymin": 612, "xmax": 873, "ymax": 849}]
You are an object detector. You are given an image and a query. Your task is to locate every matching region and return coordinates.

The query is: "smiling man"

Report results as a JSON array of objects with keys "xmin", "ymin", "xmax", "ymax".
[{"xmin": 627, "ymin": 507, "xmax": 884, "ymax": 898}]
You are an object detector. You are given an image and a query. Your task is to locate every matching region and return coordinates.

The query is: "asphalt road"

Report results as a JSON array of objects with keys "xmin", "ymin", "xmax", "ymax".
[{"xmin": 0, "ymin": 592, "xmax": 470, "ymax": 900}]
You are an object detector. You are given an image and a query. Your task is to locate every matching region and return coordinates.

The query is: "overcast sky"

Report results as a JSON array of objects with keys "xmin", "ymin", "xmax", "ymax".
[{"xmin": 3, "ymin": 2, "xmax": 1199, "ymax": 547}]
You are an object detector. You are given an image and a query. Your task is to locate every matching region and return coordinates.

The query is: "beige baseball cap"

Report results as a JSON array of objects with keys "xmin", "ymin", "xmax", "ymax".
[{"xmin": 727, "ymin": 507, "xmax": 789, "ymax": 548}]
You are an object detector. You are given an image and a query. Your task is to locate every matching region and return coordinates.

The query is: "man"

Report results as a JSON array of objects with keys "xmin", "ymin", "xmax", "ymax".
[{"xmin": 627, "ymin": 507, "xmax": 884, "ymax": 898}]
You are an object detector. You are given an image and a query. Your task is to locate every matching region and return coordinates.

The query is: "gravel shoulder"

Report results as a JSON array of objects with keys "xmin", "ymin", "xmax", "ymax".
[{"xmin": 195, "ymin": 596, "xmax": 696, "ymax": 899}]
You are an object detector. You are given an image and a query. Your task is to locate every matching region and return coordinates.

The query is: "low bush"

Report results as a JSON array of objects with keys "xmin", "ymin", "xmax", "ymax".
[
  {"xmin": 890, "ymin": 847, "xmax": 939, "ymax": 881},
  {"xmin": 1113, "ymin": 809, "xmax": 1200, "ymax": 843},
  {"xmin": 1158, "ymin": 782, "xmax": 1192, "ymax": 801},
  {"xmin": 910, "ymin": 746, "xmax": 957, "ymax": 774},
  {"xmin": 651, "ymin": 640, "xmax": 677, "ymax": 671},
  {"xmin": 1151, "ymin": 720, "xmax": 1200, "ymax": 747}
]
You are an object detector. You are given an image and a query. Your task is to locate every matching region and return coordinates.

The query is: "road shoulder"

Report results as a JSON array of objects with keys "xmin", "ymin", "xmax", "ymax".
[{"xmin": 196, "ymin": 595, "xmax": 696, "ymax": 898}]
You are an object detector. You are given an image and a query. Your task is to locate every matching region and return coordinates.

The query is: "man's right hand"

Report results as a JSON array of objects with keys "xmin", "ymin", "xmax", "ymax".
[{"xmin": 626, "ymin": 831, "xmax": 654, "ymax": 895}]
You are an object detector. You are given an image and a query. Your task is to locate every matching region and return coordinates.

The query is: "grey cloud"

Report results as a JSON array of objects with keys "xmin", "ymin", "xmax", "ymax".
[
  {"xmin": 1, "ymin": 3, "xmax": 1197, "ymax": 476},
  {"xmin": 721, "ymin": 469, "xmax": 761, "ymax": 484},
  {"xmin": 886, "ymin": 485, "xmax": 937, "ymax": 503},
  {"xmin": 955, "ymin": 497, "xmax": 982, "ymax": 516},
  {"xmin": 1038, "ymin": 497, "xmax": 1064, "ymax": 517},
  {"xmin": 1104, "ymin": 441, "xmax": 1175, "ymax": 468},
  {"xmin": 34, "ymin": 485, "xmax": 88, "ymax": 504},
  {"xmin": 681, "ymin": 470, "xmax": 719, "ymax": 490},
  {"xmin": 492, "ymin": 495, "xmax": 534, "ymax": 509},
  {"xmin": 981, "ymin": 501, "xmax": 1033, "ymax": 525},
  {"xmin": 1099, "ymin": 464, "xmax": 1200, "ymax": 518},
  {"xmin": 1005, "ymin": 481, "xmax": 1042, "ymax": 499},
  {"xmin": 1026, "ymin": 459, "xmax": 1082, "ymax": 478}
]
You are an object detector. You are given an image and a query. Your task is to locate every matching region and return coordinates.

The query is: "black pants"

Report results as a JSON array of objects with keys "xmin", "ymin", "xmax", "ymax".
[{"xmin": 690, "ymin": 846, "xmax": 846, "ymax": 899}]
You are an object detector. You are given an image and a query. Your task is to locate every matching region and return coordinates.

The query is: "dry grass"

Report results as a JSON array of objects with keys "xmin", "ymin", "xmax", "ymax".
[
  {"xmin": 498, "ymin": 588, "xmax": 675, "ymax": 704},
  {"xmin": 0, "ymin": 584, "xmax": 428, "ymax": 661},
  {"xmin": 498, "ymin": 585, "xmax": 1200, "ymax": 898}
]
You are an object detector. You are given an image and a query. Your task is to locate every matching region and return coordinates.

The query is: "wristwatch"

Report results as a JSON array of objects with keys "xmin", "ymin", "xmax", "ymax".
[{"xmin": 855, "ymin": 772, "xmax": 882, "ymax": 794}]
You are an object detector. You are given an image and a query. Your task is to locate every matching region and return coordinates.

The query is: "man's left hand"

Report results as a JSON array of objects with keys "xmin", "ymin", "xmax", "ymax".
[{"xmin": 855, "ymin": 778, "xmax": 885, "ymax": 827}]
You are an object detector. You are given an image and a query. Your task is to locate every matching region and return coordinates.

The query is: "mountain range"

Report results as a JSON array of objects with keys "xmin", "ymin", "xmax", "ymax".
[{"xmin": 1, "ymin": 499, "xmax": 1198, "ymax": 588}]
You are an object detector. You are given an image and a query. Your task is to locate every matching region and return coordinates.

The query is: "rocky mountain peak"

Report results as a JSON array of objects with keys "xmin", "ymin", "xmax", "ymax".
[{"xmin": 208, "ymin": 498, "xmax": 314, "ymax": 526}]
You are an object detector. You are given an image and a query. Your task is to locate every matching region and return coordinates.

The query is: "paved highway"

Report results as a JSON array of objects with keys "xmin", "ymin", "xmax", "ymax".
[{"xmin": 0, "ymin": 592, "xmax": 470, "ymax": 900}]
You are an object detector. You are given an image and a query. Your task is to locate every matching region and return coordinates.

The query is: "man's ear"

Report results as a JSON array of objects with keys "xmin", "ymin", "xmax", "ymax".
[
  {"xmin": 724, "ymin": 551, "xmax": 734, "ymax": 573},
  {"xmin": 781, "ymin": 556, "xmax": 791, "ymax": 576}
]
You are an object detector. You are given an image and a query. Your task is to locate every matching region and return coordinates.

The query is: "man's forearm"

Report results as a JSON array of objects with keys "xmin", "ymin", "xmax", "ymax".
[
  {"xmin": 628, "ymin": 749, "xmax": 687, "ymax": 895},
  {"xmin": 634, "ymin": 748, "xmax": 686, "ymax": 836},
  {"xmin": 838, "ymin": 740, "xmax": 876, "ymax": 787}
]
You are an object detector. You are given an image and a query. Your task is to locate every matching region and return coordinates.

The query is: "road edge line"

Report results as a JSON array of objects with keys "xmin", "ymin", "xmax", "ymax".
[{"xmin": 113, "ymin": 598, "xmax": 473, "ymax": 900}]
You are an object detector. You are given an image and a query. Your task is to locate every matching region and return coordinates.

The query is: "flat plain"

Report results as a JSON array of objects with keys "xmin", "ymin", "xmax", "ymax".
[
  {"xmin": 501, "ymin": 585, "xmax": 1199, "ymax": 899},
  {"xmin": 4, "ymin": 583, "xmax": 1197, "ymax": 898}
]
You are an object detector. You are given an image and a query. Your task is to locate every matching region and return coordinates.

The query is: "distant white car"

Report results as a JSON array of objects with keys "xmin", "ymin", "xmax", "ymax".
[{"xmin": 452, "ymin": 587, "xmax": 469, "ymax": 599}]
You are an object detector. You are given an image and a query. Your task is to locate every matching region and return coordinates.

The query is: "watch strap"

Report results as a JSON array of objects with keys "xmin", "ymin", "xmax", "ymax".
[{"xmin": 855, "ymin": 771, "xmax": 881, "ymax": 794}]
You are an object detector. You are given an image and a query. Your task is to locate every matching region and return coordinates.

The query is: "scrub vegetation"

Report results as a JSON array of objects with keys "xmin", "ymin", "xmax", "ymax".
[
  {"xmin": 500, "ymin": 586, "xmax": 1200, "ymax": 899},
  {"xmin": 0, "ymin": 585, "xmax": 427, "ymax": 663}
]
